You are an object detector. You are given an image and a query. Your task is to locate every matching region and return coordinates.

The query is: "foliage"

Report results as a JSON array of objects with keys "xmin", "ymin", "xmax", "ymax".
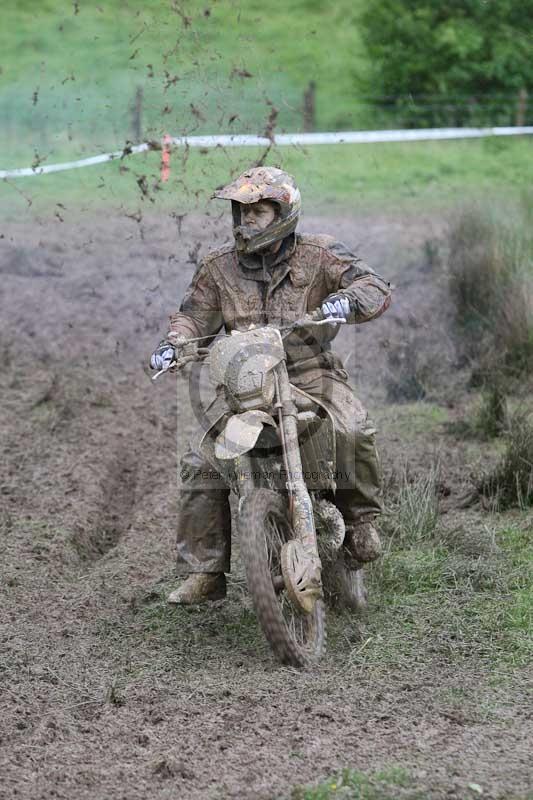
[
  {"xmin": 474, "ymin": 382, "xmax": 508, "ymax": 439},
  {"xmin": 384, "ymin": 331, "xmax": 432, "ymax": 404},
  {"xmin": 477, "ymin": 412, "xmax": 533, "ymax": 510},
  {"xmin": 449, "ymin": 382, "xmax": 510, "ymax": 441},
  {"xmin": 448, "ymin": 198, "xmax": 533, "ymax": 378},
  {"xmin": 358, "ymin": 1, "xmax": 533, "ymax": 126}
]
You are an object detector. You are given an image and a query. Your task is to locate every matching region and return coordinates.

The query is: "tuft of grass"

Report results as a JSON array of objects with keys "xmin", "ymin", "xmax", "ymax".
[
  {"xmin": 363, "ymin": 526, "xmax": 531, "ymax": 670},
  {"xmin": 474, "ymin": 382, "xmax": 508, "ymax": 439},
  {"xmin": 448, "ymin": 200, "xmax": 533, "ymax": 378},
  {"xmin": 291, "ymin": 766, "xmax": 419, "ymax": 800},
  {"xmin": 477, "ymin": 413, "xmax": 533, "ymax": 510},
  {"xmin": 445, "ymin": 384, "xmax": 516, "ymax": 440},
  {"xmin": 422, "ymin": 237, "xmax": 442, "ymax": 271},
  {"xmin": 384, "ymin": 464, "xmax": 440, "ymax": 544},
  {"xmin": 384, "ymin": 340, "xmax": 429, "ymax": 403},
  {"xmin": 448, "ymin": 206, "xmax": 499, "ymax": 338},
  {"xmin": 360, "ymin": 454, "xmax": 532, "ymax": 671},
  {"xmin": 449, "ymin": 382, "xmax": 509, "ymax": 441}
]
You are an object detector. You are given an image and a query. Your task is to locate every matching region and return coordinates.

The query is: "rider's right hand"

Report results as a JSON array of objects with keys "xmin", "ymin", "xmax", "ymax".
[{"xmin": 150, "ymin": 341, "xmax": 176, "ymax": 371}]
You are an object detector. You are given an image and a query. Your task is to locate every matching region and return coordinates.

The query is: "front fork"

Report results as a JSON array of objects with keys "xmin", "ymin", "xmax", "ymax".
[
  {"xmin": 231, "ymin": 361, "xmax": 323, "ymax": 612},
  {"xmin": 274, "ymin": 362, "xmax": 323, "ymax": 609}
]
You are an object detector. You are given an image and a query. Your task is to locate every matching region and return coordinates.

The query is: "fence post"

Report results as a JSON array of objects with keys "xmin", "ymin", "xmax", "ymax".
[
  {"xmin": 132, "ymin": 86, "xmax": 143, "ymax": 142},
  {"xmin": 516, "ymin": 89, "xmax": 528, "ymax": 127},
  {"xmin": 303, "ymin": 81, "xmax": 316, "ymax": 132}
]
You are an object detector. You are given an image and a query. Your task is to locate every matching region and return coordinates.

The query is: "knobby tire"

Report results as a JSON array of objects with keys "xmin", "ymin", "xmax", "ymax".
[{"xmin": 239, "ymin": 489, "xmax": 325, "ymax": 667}]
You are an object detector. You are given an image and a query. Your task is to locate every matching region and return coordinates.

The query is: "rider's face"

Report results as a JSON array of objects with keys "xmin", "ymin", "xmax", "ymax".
[{"xmin": 241, "ymin": 200, "xmax": 277, "ymax": 231}]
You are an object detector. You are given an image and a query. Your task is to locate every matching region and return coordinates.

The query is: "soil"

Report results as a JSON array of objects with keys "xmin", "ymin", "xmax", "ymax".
[{"xmin": 0, "ymin": 209, "xmax": 531, "ymax": 800}]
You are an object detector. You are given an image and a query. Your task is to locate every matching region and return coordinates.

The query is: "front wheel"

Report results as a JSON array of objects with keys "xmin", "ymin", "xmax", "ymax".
[{"xmin": 238, "ymin": 489, "xmax": 325, "ymax": 667}]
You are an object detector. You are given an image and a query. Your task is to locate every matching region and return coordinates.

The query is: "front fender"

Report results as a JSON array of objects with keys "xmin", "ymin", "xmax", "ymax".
[{"xmin": 215, "ymin": 410, "xmax": 276, "ymax": 460}]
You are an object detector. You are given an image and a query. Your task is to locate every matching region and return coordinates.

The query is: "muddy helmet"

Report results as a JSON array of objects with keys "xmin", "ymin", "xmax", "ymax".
[{"xmin": 213, "ymin": 166, "xmax": 301, "ymax": 253}]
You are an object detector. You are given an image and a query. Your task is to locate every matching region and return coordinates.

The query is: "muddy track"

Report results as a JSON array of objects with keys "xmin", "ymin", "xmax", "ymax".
[{"xmin": 1, "ymin": 211, "xmax": 531, "ymax": 800}]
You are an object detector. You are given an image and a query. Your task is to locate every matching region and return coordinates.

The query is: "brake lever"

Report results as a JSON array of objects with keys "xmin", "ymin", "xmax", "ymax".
[
  {"xmin": 151, "ymin": 347, "xmax": 210, "ymax": 381},
  {"xmin": 290, "ymin": 316, "xmax": 347, "ymax": 329},
  {"xmin": 151, "ymin": 362, "xmax": 177, "ymax": 381}
]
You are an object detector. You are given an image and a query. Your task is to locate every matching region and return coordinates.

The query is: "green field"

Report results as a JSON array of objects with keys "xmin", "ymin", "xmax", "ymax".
[
  {"xmin": 1, "ymin": 0, "xmax": 371, "ymax": 163},
  {"xmin": 2, "ymin": 2, "xmax": 531, "ymax": 218},
  {"xmin": 1, "ymin": 135, "xmax": 531, "ymax": 220}
]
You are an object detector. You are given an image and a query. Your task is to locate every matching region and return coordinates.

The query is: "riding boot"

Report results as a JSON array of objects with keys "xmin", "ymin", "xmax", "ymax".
[
  {"xmin": 167, "ymin": 573, "xmax": 226, "ymax": 604},
  {"xmin": 342, "ymin": 516, "xmax": 383, "ymax": 567}
]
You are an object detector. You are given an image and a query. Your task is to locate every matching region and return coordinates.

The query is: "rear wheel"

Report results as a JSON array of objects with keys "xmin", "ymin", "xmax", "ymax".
[{"xmin": 239, "ymin": 489, "xmax": 325, "ymax": 667}]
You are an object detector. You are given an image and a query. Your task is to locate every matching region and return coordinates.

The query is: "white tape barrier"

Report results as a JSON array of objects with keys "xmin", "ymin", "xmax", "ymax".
[{"xmin": 1, "ymin": 126, "xmax": 532, "ymax": 179}]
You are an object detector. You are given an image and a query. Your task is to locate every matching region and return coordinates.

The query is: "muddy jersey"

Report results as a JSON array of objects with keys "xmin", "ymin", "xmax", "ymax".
[
  {"xmin": 168, "ymin": 233, "xmax": 390, "ymax": 573},
  {"xmin": 168, "ymin": 232, "xmax": 391, "ymax": 376}
]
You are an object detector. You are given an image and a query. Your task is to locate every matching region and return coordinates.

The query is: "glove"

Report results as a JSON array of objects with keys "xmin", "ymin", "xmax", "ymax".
[
  {"xmin": 321, "ymin": 293, "xmax": 351, "ymax": 320},
  {"xmin": 150, "ymin": 341, "xmax": 176, "ymax": 371}
]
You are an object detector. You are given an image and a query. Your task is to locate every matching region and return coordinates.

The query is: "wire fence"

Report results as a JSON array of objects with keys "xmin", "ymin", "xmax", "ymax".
[{"xmin": 1, "ymin": 79, "xmax": 530, "ymax": 168}]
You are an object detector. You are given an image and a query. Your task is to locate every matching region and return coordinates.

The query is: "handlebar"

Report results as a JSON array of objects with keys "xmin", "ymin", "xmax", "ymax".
[
  {"xmin": 151, "ymin": 346, "xmax": 209, "ymax": 381},
  {"xmin": 151, "ymin": 313, "xmax": 346, "ymax": 381},
  {"xmin": 289, "ymin": 312, "xmax": 347, "ymax": 329}
]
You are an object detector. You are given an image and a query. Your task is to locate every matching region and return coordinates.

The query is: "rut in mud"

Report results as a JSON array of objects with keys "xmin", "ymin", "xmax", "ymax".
[{"xmin": 72, "ymin": 449, "xmax": 139, "ymax": 561}]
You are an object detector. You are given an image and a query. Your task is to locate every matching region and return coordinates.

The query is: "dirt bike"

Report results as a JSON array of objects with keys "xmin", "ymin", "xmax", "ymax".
[{"xmin": 153, "ymin": 314, "xmax": 366, "ymax": 667}]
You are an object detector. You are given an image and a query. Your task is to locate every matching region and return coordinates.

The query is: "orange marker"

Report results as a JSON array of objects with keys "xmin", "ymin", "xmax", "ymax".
[{"xmin": 161, "ymin": 133, "xmax": 172, "ymax": 182}]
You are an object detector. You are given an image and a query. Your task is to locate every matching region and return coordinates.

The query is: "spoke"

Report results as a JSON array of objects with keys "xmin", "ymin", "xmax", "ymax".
[
  {"xmin": 263, "ymin": 506, "xmax": 315, "ymax": 653},
  {"xmin": 290, "ymin": 615, "xmax": 296, "ymax": 641}
]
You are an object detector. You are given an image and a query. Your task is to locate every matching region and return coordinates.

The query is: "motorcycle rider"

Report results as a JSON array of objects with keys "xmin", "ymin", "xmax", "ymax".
[{"xmin": 150, "ymin": 166, "xmax": 391, "ymax": 605}]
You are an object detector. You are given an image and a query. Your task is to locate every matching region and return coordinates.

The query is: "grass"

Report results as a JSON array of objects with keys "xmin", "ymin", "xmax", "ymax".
[
  {"xmin": 0, "ymin": 0, "xmax": 371, "ymax": 162},
  {"xmin": 128, "ymin": 579, "xmax": 269, "ymax": 671},
  {"xmin": 324, "ymin": 465, "xmax": 530, "ymax": 672},
  {"xmin": 379, "ymin": 403, "xmax": 449, "ymax": 439},
  {"xmin": 473, "ymin": 383, "xmax": 509, "ymax": 439},
  {"xmin": 448, "ymin": 195, "xmax": 533, "ymax": 376},
  {"xmin": 1, "ymin": 3, "xmax": 532, "ymax": 220},
  {"xmin": 478, "ymin": 413, "xmax": 533, "ymax": 510},
  {"xmin": 1, "ymin": 136, "xmax": 532, "ymax": 222},
  {"xmin": 447, "ymin": 386, "xmax": 509, "ymax": 441},
  {"xmin": 384, "ymin": 339, "xmax": 431, "ymax": 403},
  {"xmin": 359, "ymin": 556, "xmax": 531, "ymax": 670},
  {"xmin": 291, "ymin": 766, "xmax": 419, "ymax": 800},
  {"xmin": 469, "ymin": 524, "xmax": 532, "ymax": 664},
  {"xmin": 383, "ymin": 463, "xmax": 440, "ymax": 543},
  {"xmin": 291, "ymin": 767, "xmax": 529, "ymax": 800}
]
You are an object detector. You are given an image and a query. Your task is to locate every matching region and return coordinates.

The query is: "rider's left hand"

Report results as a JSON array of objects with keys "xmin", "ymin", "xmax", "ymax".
[{"xmin": 321, "ymin": 294, "xmax": 351, "ymax": 320}]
